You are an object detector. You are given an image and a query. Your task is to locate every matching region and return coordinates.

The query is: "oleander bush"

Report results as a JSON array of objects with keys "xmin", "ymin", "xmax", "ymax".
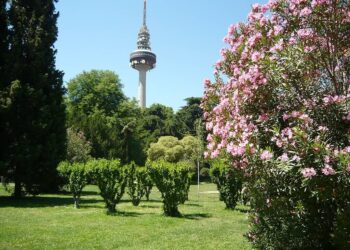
[
  {"xmin": 86, "ymin": 159, "xmax": 126, "ymax": 213},
  {"xmin": 209, "ymin": 160, "xmax": 243, "ymax": 209},
  {"xmin": 147, "ymin": 160, "xmax": 192, "ymax": 216},
  {"xmin": 57, "ymin": 161, "xmax": 88, "ymax": 208},
  {"xmin": 202, "ymin": 0, "xmax": 350, "ymax": 248}
]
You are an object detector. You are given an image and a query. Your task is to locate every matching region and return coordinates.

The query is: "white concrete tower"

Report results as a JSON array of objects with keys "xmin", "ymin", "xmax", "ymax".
[{"xmin": 130, "ymin": 0, "xmax": 156, "ymax": 108}]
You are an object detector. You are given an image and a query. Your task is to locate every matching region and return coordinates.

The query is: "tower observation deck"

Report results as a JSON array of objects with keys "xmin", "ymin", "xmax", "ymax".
[{"xmin": 130, "ymin": 0, "xmax": 156, "ymax": 108}]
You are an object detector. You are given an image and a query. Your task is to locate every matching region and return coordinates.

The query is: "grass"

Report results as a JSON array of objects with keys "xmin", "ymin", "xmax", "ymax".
[{"xmin": 0, "ymin": 183, "xmax": 251, "ymax": 250}]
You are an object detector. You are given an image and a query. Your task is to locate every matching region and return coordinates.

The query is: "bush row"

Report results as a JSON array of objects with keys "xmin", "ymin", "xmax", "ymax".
[{"xmin": 58, "ymin": 159, "xmax": 192, "ymax": 216}]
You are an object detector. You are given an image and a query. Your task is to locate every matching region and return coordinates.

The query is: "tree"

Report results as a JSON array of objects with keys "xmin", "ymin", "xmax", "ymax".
[
  {"xmin": 202, "ymin": 0, "xmax": 350, "ymax": 248},
  {"xmin": 66, "ymin": 70, "xmax": 126, "ymax": 160},
  {"xmin": 2, "ymin": 0, "xmax": 66, "ymax": 196},
  {"xmin": 0, "ymin": 0, "xmax": 10, "ymax": 182},
  {"xmin": 147, "ymin": 135, "xmax": 202, "ymax": 164},
  {"xmin": 66, "ymin": 128, "xmax": 92, "ymax": 163},
  {"xmin": 176, "ymin": 97, "xmax": 203, "ymax": 136}
]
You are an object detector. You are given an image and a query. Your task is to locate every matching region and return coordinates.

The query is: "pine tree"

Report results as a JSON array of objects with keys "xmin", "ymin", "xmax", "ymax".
[{"xmin": 5, "ymin": 0, "xmax": 66, "ymax": 196}]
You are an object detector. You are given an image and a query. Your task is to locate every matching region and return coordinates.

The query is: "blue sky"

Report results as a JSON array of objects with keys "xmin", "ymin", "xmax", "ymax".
[{"xmin": 55, "ymin": 0, "xmax": 266, "ymax": 110}]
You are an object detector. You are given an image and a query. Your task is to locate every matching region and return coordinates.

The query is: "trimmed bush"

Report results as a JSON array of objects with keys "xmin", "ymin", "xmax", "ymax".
[
  {"xmin": 126, "ymin": 162, "xmax": 147, "ymax": 206},
  {"xmin": 147, "ymin": 160, "xmax": 192, "ymax": 216},
  {"xmin": 210, "ymin": 160, "xmax": 243, "ymax": 209},
  {"xmin": 57, "ymin": 161, "xmax": 88, "ymax": 208},
  {"xmin": 144, "ymin": 172, "xmax": 153, "ymax": 201},
  {"xmin": 86, "ymin": 159, "xmax": 126, "ymax": 213}
]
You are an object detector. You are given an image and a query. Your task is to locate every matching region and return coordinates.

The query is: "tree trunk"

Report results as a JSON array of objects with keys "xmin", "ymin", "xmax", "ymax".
[
  {"xmin": 74, "ymin": 197, "xmax": 80, "ymax": 209},
  {"xmin": 14, "ymin": 179, "xmax": 22, "ymax": 198}
]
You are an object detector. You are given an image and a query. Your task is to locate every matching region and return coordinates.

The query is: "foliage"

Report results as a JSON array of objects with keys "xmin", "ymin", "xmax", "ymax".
[
  {"xmin": 86, "ymin": 159, "xmax": 126, "ymax": 213},
  {"xmin": 66, "ymin": 128, "xmax": 92, "ymax": 163},
  {"xmin": 200, "ymin": 167, "xmax": 210, "ymax": 179},
  {"xmin": 210, "ymin": 160, "xmax": 243, "ymax": 209},
  {"xmin": 202, "ymin": 0, "xmax": 350, "ymax": 248},
  {"xmin": 143, "ymin": 171, "xmax": 153, "ymax": 201},
  {"xmin": 147, "ymin": 161, "xmax": 193, "ymax": 216},
  {"xmin": 57, "ymin": 161, "xmax": 88, "ymax": 208},
  {"xmin": 0, "ymin": 0, "xmax": 66, "ymax": 197},
  {"xmin": 176, "ymin": 97, "xmax": 203, "ymax": 136},
  {"xmin": 147, "ymin": 135, "xmax": 202, "ymax": 164},
  {"xmin": 66, "ymin": 70, "xmax": 126, "ymax": 160},
  {"xmin": 126, "ymin": 162, "xmax": 148, "ymax": 206}
]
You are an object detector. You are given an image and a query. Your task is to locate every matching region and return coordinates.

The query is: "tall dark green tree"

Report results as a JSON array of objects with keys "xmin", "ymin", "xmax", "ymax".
[
  {"xmin": 175, "ymin": 97, "xmax": 203, "ymax": 136},
  {"xmin": 0, "ymin": 0, "xmax": 10, "ymax": 182},
  {"xmin": 3, "ymin": 0, "xmax": 66, "ymax": 197}
]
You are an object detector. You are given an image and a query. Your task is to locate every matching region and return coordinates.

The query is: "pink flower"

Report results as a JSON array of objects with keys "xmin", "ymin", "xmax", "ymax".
[
  {"xmin": 321, "ymin": 164, "xmax": 336, "ymax": 176},
  {"xmin": 279, "ymin": 153, "xmax": 289, "ymax": 162},
  {"xmin": 324, "ymin": 156, "xmax": 330, "ymax": 163},
  {"xmin": 282, "ymin": 114, "xmax": 290, "ymax": 121},
  {"xmin": 301, "ymin": 168, "xmax": 317, "ymax": 178},
  {"xmin": 292, "ymin": 155, "xmax": 301, "ymax": 162},
  {"xmin": 342, "ymin": 113, "xmax": 350, "ymax": 121},
  {"xmin": 300, "ymin": 7, "xmax": 312, "ymax": 17},
  {"xmin": 260, "ymin": 150, "xmax": 273, "ymax": 161},
  {"xmin": 257, "ymin": 113, "xmax": 269, "ymax": 122},
  {"xmin": 346, "ymin": 164, "xmax": 350, "ymax": 172}
]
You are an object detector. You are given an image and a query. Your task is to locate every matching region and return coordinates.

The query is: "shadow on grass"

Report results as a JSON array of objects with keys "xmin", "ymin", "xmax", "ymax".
[
  {"xmin": 181, "ymin": 213, "xmax": 211, "ymax": 220},
  {"xmin": 120, "ymin": 199, "xmax": 161, "ymax": 204},
  {"xmin": 106, "ymin": 210, "xmax": 143, "ymax": 217},
  {"xmin": 184, "ymin": 203, "xmax": 202, "ymax": 207},
  {"xmin": 140, "ymin": 204, "xmax": 160, "ymax": 209},
  {"xmin": 0, "ymin": 196, "xmax": 102, "ymax": 208}
]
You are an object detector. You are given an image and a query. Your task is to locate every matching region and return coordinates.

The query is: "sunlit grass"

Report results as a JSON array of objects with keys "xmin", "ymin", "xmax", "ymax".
[{"xmin": 0, "ymin": 183, "xmax": 251, "ymax": 250}]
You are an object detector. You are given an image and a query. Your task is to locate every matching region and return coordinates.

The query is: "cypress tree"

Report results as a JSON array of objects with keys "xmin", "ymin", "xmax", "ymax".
[
  {"xmin": 0, "ymin": 0, "xmax": 10, "ymax": 185},
  {"xmin": 5, "ymin": 0, "xmax": 66, "ymax": 196}
]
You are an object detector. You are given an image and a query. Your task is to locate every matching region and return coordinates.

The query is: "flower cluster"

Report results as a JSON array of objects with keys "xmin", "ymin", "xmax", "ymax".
[
  {"xmin": 202, "ymin": 0, "xmax": 350, "ymax": 178},
  {"xmin": 202, "ymin": 1, "xmax": 350, "ymax": 247}
]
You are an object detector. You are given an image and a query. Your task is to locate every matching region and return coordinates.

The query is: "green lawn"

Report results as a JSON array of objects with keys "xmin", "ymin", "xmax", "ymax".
[{"xmin": 0, "ymin": 183, "xmax": 251, "ymax": 250}]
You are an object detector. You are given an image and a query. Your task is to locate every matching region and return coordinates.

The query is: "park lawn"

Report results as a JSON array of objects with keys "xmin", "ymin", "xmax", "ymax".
[{"xmin": 0, "ymin": 183, "xmax": 251, "ymax": 250}]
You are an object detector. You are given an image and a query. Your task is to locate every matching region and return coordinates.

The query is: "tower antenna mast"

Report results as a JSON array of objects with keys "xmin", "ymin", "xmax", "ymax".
[{"xmin": 143, "ymin": 0, "xmax": 147, "ymax": 26}]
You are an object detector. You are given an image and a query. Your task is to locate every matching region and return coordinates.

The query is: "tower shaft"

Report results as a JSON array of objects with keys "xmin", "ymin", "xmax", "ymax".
[{"xmin": 138, "ymin": 70, "xmax": 147, "ymax": 108}]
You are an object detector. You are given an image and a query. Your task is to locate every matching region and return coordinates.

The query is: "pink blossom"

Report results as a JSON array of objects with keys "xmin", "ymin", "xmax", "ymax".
[
  {"xmin": 318, "ymin": 126, "xmax": 328, "ymax": 132},
  {"xmin": 300, "ymin": 7, "xmax": 312, "ymax": 17},
  {"xmin": 260, "ymin": 150, "xmax": 273, "ymax": 161},
  {"xmin": 257, "ymin": 113, "xmax": 269, "ymax": 122},
  {"xmin": 324, "ymin": 156, "xmax": 330, "ymax": 163},
  {"xmin": 301, "ymin": 168, "xmax": 317, "ymax": 178},
  {"xmin": 321, "ymin": 164, "xmax": 336, "ymax": 176},
  {"xmin": 282, "ymin": 114, "xmax": 290, "ymax": 121},
  {"xmin": 346, "ymin": 164, "xmax": 350, "ymax": 172},
  {"xmin": 342, "ymin": 113, "xmax": 350, "ymax": 121},
  {"xmin": 292, "ymin": 155, "xmax": 301, "ymax": 162},
  {"xmin": 279, "ymin": 153, "xmax": 289, "ymax": 162}
]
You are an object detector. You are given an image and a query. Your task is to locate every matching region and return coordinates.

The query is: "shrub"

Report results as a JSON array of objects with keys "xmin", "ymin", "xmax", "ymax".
[
  {"xmin": 126, "ymin": 162, "xmax": 147, "ymax": 206},
  {"xmin": 202, "ymin": 0, "xmax": 350, "ymax": 248},
  {"xmin": 209, "ymin": 160, "xmax": 243, "ymax": 209},
  {"xmin": 200, "ymin": 167, "xmax": 210, "ymax": 179},
  {"xmin": 147, "ymin": 160, "xmax": 192, "ymax": 216},
  {"xmin": 87, "ymin": 159, "xmax": 126, "ymax": 213},
  {"xmin": 57, "ymin": 161, "xmax": 88, "ymax": 208},
  {"xmin": 143, "ymin": 171, "xmax": 153, "ymax": 201}
]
